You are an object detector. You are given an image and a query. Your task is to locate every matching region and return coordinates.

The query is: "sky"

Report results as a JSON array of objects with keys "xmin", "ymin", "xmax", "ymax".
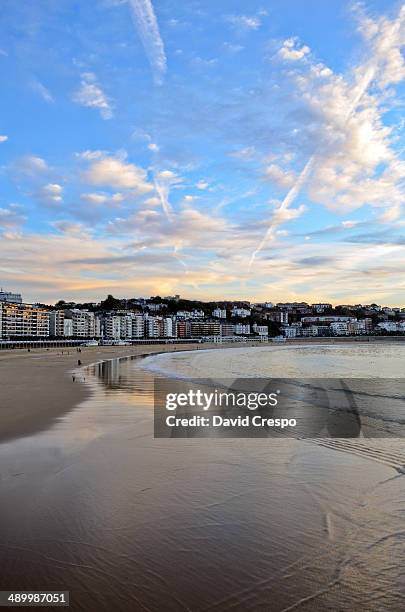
[{"xmin": 1, "ymin": 0, "xmax": 405, "ymax": 306}]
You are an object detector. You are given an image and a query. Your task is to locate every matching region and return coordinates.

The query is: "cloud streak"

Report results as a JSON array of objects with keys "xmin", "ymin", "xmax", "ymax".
[
  {"xmin": 73, "ymin": 73, "xmax": 113, "ymax": 119},
  {"xmin": 128, "ymin": 0, "xmax": 167, "ymax": 83}
]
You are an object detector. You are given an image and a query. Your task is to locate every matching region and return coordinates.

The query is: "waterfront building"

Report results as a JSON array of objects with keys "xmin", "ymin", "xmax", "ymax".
[
  {"xmin": 330, "ymin": 321, "xmax": 349, "ymax": 335},
  {"xmin": 49, "ymin": 310, "xmax": 65, "ymax": 337},
  {"xmin": 252, "ymin": 324, "xmax": 269, "ymax": 336},
  {"xmin": 220, "ymin": 323, "xmax": 234, "ymax": 336},
  {"xmin": 234, "ymin": 323, "xmax": 250, "ymax": 335},
  {"xmin": 190, "ymin": 321, "xmax": 221, "ymax": 337},
  {"xmin": 102, "ymin": 315, "xmax": 121, "ymax": 339},
  {"xmin": 176, "ymin": 320, "xmax": 191, "ymax": 338},
  {"xmin": 132, "ymin": 314, "xmax": 145, "ymax": 338},
  {"xmin": 65, "ymin": 309, "xmax": 101, "ymax": 338},
  {"xmin": 0, "ymin": 302, "xmax": 49, "ymax": 338}
]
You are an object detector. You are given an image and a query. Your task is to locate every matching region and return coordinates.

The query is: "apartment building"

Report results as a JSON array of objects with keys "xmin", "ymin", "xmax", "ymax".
[
  {"xmin": 190, "ymin": 321, "xmax": 221, "ymax": 337},
  {"xmin": 231, "ymin": 307, "xmax": 251, "ymax": 318},
  {"xmin": 220, "ymin": 323, "xmax": 234, "ymax": 336},
  {"xmin": 163, "ymin": 317, "xmax": 175, "ymax": 338},
  {"xmin": 119, "ymin": 314, "xmax": 134, "ymax": 339},
  {"xmin": 330, "ymin": 321, "xmax": 348, "ymax": 335},
  {"xmin": 264, "ymin": 311, "xmax": 288, "ymax": 324},
  {"xmin": 49, "ymin": 310, "xmax": 65, "ymax": 337},
  {"xmin": 234, "ymin": 323, "xmax": 250, "ymax": 335},
  {"xmin": 146, "ymin": 316, "xmax": 161, "ymax": 338},
  {"xmin": 301, "ymin": 316, "xmax": 356, "ymax": 324},
  {"xmin": 103, "ymin": 315, "xmax": 121, "ymax": 339},
  {"xmin": 0, "ymin": 290, "xmax": 22, "ymax": 304},
  {"xmin": 0, "ymin": 302, "xmax": 49, "ymax": 338},
  {"xmin": 64, "ymin": 309, "xmax": 101, "ymax": 338},
  {"xmin": 212, "ymin": 308, "xmax": 227, "ymax": 318},
  {"xmin": 132, "ymin": 314, "xmax": 144, "ymax": 338},
  {"xmin": 252, "ymin": 324, "xmax": 269, "ymax": 336},
  {"xmin": 176, "ymin": 320, "xmax": 191, "ymax": 338},
  {"xmin": 311, "ymin": 303, "xmax": 332, "ymax": 313}
]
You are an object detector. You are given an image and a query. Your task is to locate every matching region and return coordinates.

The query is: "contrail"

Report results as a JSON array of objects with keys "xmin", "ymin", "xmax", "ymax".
[
  {"xmin": 248, "ymin": 51, "xmax": 381, "ymax": 268},
  {"xmin": 128, "ymin": 0, "xmax": 167, "ymax": 84},
  {"xmin": 153, "ymin": 177, "xmax": 174, "ymax": 220},
  {"xmin": 249, "ymin": 156, "xmax": 315, "ymax": 268}
]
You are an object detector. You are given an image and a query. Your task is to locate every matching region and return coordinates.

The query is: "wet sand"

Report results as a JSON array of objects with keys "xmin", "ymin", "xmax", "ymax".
[
  {"xmin": 0, "ymin": 343, "xmax": 237, "ymax": 443},
  {"xmin": 1, "ymin": 350, "xmax": 403, "ymax": 611}
]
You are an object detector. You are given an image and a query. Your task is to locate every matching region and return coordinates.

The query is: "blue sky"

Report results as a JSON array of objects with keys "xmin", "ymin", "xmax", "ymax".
[{"xmin": 1, "ymin": 0, "xmax": 405, "ymax": 305}]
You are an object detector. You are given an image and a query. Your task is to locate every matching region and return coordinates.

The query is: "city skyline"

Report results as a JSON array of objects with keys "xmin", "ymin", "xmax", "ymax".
[{"xmin": 1, "ymin": 1, "xmax": 405, "ymax": 305}]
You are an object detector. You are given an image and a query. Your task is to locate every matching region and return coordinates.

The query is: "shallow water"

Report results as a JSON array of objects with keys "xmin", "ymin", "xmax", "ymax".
[{"xmin": 1, "ymin": 345, "xmax": 405, "ymax": 611}]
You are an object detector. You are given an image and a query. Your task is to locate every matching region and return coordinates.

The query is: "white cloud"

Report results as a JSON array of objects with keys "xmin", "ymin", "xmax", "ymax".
[
  {"xmin": 0, "ymin": 205, "xmax": 26, "ymax": 230},
  {"xmin": 72, "ymin": 73, "xmax": 113, "ymax": 119},
  {"xmin": 264, "ymin": 164, "xmax": 296, "ymax": 189},
  {"xmin": 278, "ymin": 37, "xmax": 310, "ymax": 61},
  {"xmin": 40, "ymin": 183, "xmax": 63, "ymax": 204},
  {"xmin": 0, "ymin": 135, "xmax": 8, "ymax": 142},
  {"xmin": 257, "ymin": 4, "xmax": 405, "ymax": 230},
  {"xmin": 143, "ymin": 196, "xmax": 161, "ymax": 206},
  {"xmin": 75, "ymin": 150, "xmax": 106, "ymax": 161},
  {"xmin": 14, "ymin": 155, "xmax": 49, "ymax": 176},
  {"xmin": 31, "ymin": 79, "xmax": 54, "ymax": 103},
  {"xmin": 226, "ymin": 14, "xmax": 262, "ymax": 31},
  {"xmin": 196, "ymin": 180, "xmax": 209, "ymax": 190},
  {"xmin": 229, "ymin": 146, "xmax": 256, "ymax": 161},
  {"xmin": 223, "ymin": 42, "xmax": 244, "ymax": 54},
  {"xmin": 52, "ymin": 221, "xmax": 88, "ymax": 235},
  {"xmin": 128, "ymin": 0, "xmax": 167, "ymax": 84},
  {"xmin": 80, "ymin": 192, "xmax": 125, "ymax": 205},
  {"xmin": 148, "ymin": 143, "xmax": 159, "ymax": 152},
  {"xmin": 82, "ymin": 156, "xmax": 153, "ymax": 194}
]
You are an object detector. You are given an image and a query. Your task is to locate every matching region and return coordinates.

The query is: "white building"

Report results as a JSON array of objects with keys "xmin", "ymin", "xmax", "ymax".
[
  {"xmin": 132, "ymin": 314, "xmax": 144, "ymax": 338},
  {"xmin": 252, "ymin": 323, "xmax": 268, "ymax": 336},
  {"xmin": 212, "ymin": 308, "xmax": 227, "ymax": 318},
  {"xmin": 103, "ymin": 315, "xmax": 121, "ymax": 339},
  {"xmin": 282, "ymin": 326, "xmax": 298, "ymax": 338},
  {"xmin": 119, "ymin": 314, "xmax": 134, "ymax": 339},
  {"xmin": 146, "ymin": 316, "xmax": 161, "ymax": 338},
  {"xmin": 376, "ymin": 321, "xmax": 398, "ymax": 332},
  {"xmin": 64, "ymin": 318, "xmax": 73, "ymax": 337},
  {"xmin": 234, "ymin": 323, "xmax": 250, "ymax": 335},
  {"xmin": 330, "ymin": 322, "xmax": 349, "ymax": 335},
  {"xmin": 232, "ymin": 307, "xmax": 251, "ymax": 318}
]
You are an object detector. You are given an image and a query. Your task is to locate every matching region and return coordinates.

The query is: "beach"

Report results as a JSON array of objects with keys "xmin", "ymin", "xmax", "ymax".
[
  {"xmin": 1, "ymin": 343, "xmax": 405, "ymax": 611},
  {"xmin": 1, "ymin": 337, "xmax": 404, "ymax": 444},
  {"xmin": 0, "ymin": 342, "xmax": 247, "ymax": 443}
]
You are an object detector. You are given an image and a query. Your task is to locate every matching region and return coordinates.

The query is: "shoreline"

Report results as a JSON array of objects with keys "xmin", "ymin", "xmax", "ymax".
[
  {"xmin": 0, "ymin": 337, "xmax": 403, "ymax": 445},
  {"xmin": 0, "ymin": 342, "xmax": 245, "ymax": 444}
]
